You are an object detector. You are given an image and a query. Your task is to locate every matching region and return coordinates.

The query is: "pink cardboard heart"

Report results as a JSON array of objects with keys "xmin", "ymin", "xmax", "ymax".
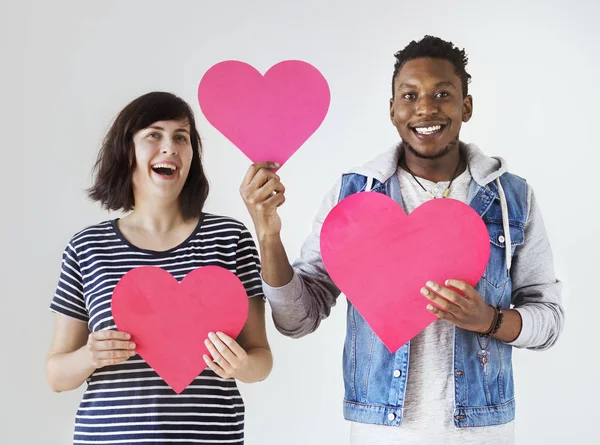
[
  {"xmin": 197, "ymin": 60, "xmax": 330, "ymax": 167},
  {"xmin": 111, "ymin": 266, "xmax": 248, "ymax": 393},
  {"xmin": 320, "ymin": 193, "xmax": 490, "ymax": 352}
]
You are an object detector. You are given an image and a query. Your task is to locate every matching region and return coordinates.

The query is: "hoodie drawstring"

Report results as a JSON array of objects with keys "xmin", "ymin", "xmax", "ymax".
[{"xmin": 495, "ymin": 178, "xmax": 512, "ymax": 276}]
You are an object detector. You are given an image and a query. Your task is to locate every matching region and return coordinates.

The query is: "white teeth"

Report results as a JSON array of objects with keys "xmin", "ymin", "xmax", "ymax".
[
  {"xmin": 414, "ymin": 125, "xmax": 442, "ymax": 135},
  {"xmin": 152, "ymin": 163, "xmax": 176, "ymax": 170}
]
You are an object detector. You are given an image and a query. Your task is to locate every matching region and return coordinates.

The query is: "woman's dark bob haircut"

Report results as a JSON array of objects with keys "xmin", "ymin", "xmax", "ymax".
[{"xmin": 87, "ymin": 91, "xmax": 209, "ymax": 219}]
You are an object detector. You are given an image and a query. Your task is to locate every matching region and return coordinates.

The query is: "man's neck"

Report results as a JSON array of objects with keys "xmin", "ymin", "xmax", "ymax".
[{"xmin": 400, "ymin": 143, "xmax": 465, "ymax": 183}]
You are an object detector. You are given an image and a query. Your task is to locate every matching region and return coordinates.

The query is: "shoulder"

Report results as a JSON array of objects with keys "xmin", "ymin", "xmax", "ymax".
[
  {"xmin": 200, "ymin": 213, "xmax": 251, "ymax": 236},
  {"xmin": 66, "ymin": 220, "xmax": 116, "ymax": 252}
]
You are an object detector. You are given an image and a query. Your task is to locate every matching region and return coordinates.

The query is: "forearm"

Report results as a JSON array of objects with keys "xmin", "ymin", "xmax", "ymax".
[
  {"xmin": 46, "ymin": 347, "xmax": 96, "ymax": 392},
  {"xmin": 492, "ymin": 309, "xmax": 522, "ymax": 343},
  {"xmin": 236, "ymin": 347, "xmax": 273, "ymax": 383},
  {"xmin": 257, "ymin": 233, "xmax": 294, "ymax": 287}
]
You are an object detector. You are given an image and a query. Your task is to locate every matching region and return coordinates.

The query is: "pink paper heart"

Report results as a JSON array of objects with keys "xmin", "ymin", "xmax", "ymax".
[
  {"xmin": 320, "ymin": 193, "xmax": 490, "ymax": 352},
  {"xmin": 197, "ymin": 60, "xmax": 330, "ymax": 167},
  {"xmin": 111, "ymin": 266, "xmax": 248, "ymax": 393}
]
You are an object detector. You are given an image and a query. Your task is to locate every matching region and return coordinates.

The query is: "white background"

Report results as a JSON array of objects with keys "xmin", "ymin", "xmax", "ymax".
[{"xmin": 2, "ymin": 0, "xmax": 598, "ymax": 443}]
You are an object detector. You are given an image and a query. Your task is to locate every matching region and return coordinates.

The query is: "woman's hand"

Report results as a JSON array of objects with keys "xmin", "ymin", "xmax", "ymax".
[{"xmin": 203, "ymin": 332, "xmax": 249, "ymax": 379}]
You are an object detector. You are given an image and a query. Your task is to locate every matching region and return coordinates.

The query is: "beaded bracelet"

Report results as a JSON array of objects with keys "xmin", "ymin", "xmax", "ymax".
[{"xmin": 479, "ymin": 305, "xmax": 504, "ymax": 337}]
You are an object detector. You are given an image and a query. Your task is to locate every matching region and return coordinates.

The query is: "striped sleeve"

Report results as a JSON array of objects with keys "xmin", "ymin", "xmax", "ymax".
[
  {"xmin": 235, "ymin": 226, "xmax": 265, "ymax": 299},
  {"xmin": 49, "ymin": 242, "xmax": 88, "ymax": 322}
]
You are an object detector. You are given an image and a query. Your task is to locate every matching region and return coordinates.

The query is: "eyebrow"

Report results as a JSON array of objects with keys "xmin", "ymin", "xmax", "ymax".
[
  {"xmin": 397, "ymin": 81, "xmax": 458, "ymax": 90},
  {"xmin": 147, "ymin": 126, "xmax": 190, "ymax": 134},
  {"xmin": 435, "ymin": 81, "xmax": 458, "ymax": 90}
]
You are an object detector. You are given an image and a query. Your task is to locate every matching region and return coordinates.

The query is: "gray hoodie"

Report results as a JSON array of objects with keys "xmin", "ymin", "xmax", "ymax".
[{"xmin": 263, "ymin": 142, "xmax": 564, "ymax": 350}]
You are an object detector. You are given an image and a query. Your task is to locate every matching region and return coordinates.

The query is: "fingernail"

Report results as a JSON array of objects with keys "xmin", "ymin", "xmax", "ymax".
[
  {"xmin": 426, "ymin": 281, "xmax": 434, "ymax": 288},
  {"xmin": 445, "ymin": 280, "xmax": 450, "ymax": 286},
  {"xmin": 208, "ymin": 332, "xmax": 216, "ymax": 339},
  {"xmin": 427, "ymin": 304, "xmax": 434, "ymax": 311},
  {"xmin": 204, "ymin": 339, "xmax": 210, "ymax": 346},
  {"xmin": 274, "ymin": 163, "xmax": 280, "ymax": 168},
  {"xmin": 125, "ymin": 334, "xmax": 131, "ymax": 339},
  {"xmin": 130, "ymin": 343, "xmax": 136, "ymax": 349},
  {"xmin": 421, "ymin": 288, "xmax": 429, "ymax": 296},
  {"xmin": 130, "ymin": 350, "xmax": 136, "ymax": 355}
]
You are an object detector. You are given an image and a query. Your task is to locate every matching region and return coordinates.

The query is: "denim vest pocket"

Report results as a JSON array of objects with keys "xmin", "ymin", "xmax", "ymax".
[{"xmin": 481, "ymin": 220, "xmax": 524, "ymax": 291}]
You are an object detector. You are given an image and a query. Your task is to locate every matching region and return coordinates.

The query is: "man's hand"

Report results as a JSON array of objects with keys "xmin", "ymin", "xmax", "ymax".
[
  {"xmin": 421, "ymin": 279, "xmax": 495, "ymax": 334},
  {"xmin": 239, "ymin": 162, "xmax": 285, "ymax": 240}
]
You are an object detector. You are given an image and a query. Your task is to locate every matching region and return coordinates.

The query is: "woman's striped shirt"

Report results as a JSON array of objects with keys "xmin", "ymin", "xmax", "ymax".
[{"xmin": 49, "ymin": 214, "xmax": 264, "ymax": 444}]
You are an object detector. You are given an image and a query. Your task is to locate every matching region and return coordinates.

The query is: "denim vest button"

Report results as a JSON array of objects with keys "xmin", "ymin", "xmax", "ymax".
[
  {"xmin": 498, "ymin": 234, "xmax": 505, "ymax": 243},
  {"xmin": 393, "ymin": 370, "xmax": 401, "ymax": 378},
  {"xmin": 387, "ymin": 413, "xmax": 396, "ymax": 421}
]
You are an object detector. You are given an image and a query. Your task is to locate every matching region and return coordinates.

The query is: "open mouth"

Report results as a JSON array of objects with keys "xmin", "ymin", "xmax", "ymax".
[
  {"xmin": 410, "ymin": 124, "xmax": 447, "ymax": 136},
  {"xmin": 151, "ymin": 163, "xmax": 177, "ymax": 178}
]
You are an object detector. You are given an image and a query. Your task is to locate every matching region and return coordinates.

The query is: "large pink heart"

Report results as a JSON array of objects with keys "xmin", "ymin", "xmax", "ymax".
[
  {"xmin": 111, "ymin": 266, "xmax": 248, "ymax": 393},
  {"xmin": 197, "ymin": 60, "xmax": 330, "ymax": 167},
  {"xmin": 320, "ymin": 193, "xmax": 490, "ymax": 352}
]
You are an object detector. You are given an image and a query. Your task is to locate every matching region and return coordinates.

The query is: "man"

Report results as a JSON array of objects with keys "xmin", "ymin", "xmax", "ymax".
[{"xmin": 240, "ymin": 35, "xmax": 563, "ymax": 444}]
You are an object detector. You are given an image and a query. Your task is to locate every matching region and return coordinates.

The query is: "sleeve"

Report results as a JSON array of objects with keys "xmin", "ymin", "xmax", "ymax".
[
  {"xmin": 49, "ymin": 242, "xmax": 89, "ymax": 323},
  {"xmin": 235, "ymin": 225, "xmax": 266, "ymax": 300},
  {"xmin": 262, "ymin": 177, "xmax": 343, "ymax": 338},
  {"xmin": 507, "ymin": 186, "xmax": 565, "ymax": 350}
]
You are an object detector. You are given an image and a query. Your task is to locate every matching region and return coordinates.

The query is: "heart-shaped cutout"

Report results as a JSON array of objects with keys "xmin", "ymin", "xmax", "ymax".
[
  {"xmin": 111, "ymin": 266, "xmax": 249, "ymax": 393},
  {"xmin": 198, "ymin": 60, "xmax": 330, "ymax": 167},
  {"xmin": 320, "ymin": 192, "xmax": 490, "ymax": 352}
]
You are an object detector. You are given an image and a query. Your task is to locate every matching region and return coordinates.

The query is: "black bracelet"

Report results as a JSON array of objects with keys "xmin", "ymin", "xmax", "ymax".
[
  {"xmin": 491, "ymin": 307, "xmax": 504, "ymax": 335},
  {"xmin": 480, "ymin": 306, "xmax": 503, "ymax": 338}
]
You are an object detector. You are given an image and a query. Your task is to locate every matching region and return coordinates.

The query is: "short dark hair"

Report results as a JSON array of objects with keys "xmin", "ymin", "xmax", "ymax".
[
  {"xmin": 392, "ymin": 35, "xmax": 472, "ymax": 98},
  {"xmin": 87, "ymin": 92, "xmax": 209, "ymax": 219}
]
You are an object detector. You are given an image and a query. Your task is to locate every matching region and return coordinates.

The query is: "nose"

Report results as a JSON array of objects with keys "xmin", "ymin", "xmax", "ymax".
[
  {"xmin": 416, "ymin": 96, "xmax": 439, "ymax": 116},
  {"xmin": 161, "ymin": 139, "xmax": 178, "ymax": 156}
]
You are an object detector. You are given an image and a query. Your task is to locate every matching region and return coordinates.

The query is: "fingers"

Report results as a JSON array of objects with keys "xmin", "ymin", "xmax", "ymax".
[
  {"xmin": 265, "ymin": 190, "xmax": 286, "ymax": 208},
  {"xmin": 87, "ymin": 330, "xmax": 136, "ymax": 369},
  {"xmin": 248, "ymin": 169, "xmax": 282, "ymax": 195},
  {"xmin": 215, "ymin": 332, "xmax": 246, "ymax": 357},
  {"xmin": 204, "ymin": 332, "xmax": 248, "ymax": 380},
  {"xmin": 254, "ymin": 177, "xmax": 286, "ymax": 203},
  {"xmin": 91, "ymin": 339, "xmax": 136, "ymax": 351},
  {"xmin": 426, "ymin": 281, "xmax": 464, "ymax": 306},
  {"xmin": 94, "ymin": 349, "xmax": 136, "ymax": 361},
  {"xmin": 421, "ymin": 281, "xmax": 463, "ymax": 318},
  {"xmin": 91, "ymin": 330, "xmax": 131, "ymax": 341},
  {"xmin": 445, "ymin": 279, "xmax": 477, "ymax": 298},
  {"xmin": 204, "ymin": 335, "xmax": 235, "ymax": 373},
  {"xmin": 242, "ymin": 162, "xmax": 280, "ymax": 188},
  {"xmin": 203, "ymin": 355, "xmax": 227, "ymax": 379}
]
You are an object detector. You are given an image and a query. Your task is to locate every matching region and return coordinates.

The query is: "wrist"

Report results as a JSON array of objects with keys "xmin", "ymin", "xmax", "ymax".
[
  {"xmin": 78, "ymin": 345, "xmax": 98, "ymax": 371},
  {"xmin": 257, "ymin": 231, "xmax": 282, "ymax": 245},
  {"xmin": 476, "ymin": 305, "xmax": 497, "ymax": 335}
]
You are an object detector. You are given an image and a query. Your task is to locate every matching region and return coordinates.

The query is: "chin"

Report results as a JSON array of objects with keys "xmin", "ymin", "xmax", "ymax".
[{"xmin": 403, "ymin": 137, "xmax": 459, "ymax": 160}]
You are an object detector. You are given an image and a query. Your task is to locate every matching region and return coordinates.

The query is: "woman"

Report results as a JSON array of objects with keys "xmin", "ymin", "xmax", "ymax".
[{"xmin": 45, "ymin": 92, "xmax": 272, "ymax": 444}]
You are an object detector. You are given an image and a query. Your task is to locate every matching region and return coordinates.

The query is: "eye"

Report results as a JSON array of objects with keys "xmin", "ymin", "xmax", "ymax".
[
  {"xmin": 175, "ymin": 134, "xmax": 189, "ymax": 142},
  {"xmin": 403, "ymin": 93, "xmax": 417, "ymax": 101},
  {"xmin": 435, "ymin": 91, "xmax": 450, "ymax": 99},
  {"xmin": 147, "ymin": 132, "xmax": 161, "ymax": 139}
]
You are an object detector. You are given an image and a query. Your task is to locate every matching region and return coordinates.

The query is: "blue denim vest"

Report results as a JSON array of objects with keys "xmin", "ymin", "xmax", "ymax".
[{"xmin": 339, "ymin": 171, "xmax": 528, "ymax": 428}]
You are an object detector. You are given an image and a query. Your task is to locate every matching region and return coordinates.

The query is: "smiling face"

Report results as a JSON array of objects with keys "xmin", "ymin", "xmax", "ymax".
[
  {"xmin": 390, "ymin": 57, "xmax": 473, "ymax": 159},
  {"xmin": 131, "ymin": 119, "xmax": 193, "ymax": 204}
]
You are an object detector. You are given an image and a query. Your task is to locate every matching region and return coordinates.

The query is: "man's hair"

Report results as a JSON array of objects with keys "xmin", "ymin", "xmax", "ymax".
[
  {"xmin": 87, "ymin": 92, "xmax": 209, "ymax": 219},
  {"xmin": 392, "ymin": 35, "xmax": 472, "ymax": 98}
]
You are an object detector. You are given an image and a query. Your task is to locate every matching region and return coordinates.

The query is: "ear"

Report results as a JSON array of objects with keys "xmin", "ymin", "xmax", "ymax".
[
  {"xmin": 389, "ymin": 97, "xmax": 395, "ymax": 121},
  {"xmin": 462, "ymin": 95, "xmax": 473, "ymax": 123},
  {"xmin": 128, "ymin": 144, "xmax": 135, "ymax": 168}
]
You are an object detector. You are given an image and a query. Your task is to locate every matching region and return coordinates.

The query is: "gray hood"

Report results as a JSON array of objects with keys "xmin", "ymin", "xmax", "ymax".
[{"xmin": 347, "ymin": 141, "xmax": 508, "ymax": 187}]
